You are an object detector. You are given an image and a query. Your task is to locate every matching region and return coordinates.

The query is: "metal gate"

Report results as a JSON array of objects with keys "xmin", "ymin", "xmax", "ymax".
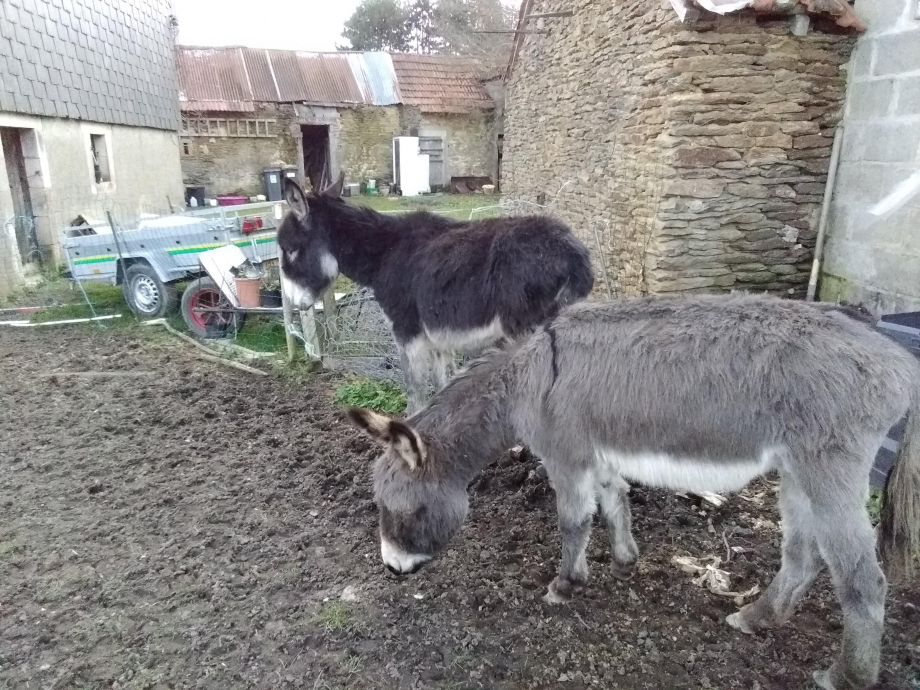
[{"xmin": 419, "ymin": 136, "xmax": 444, "ymax": 191}]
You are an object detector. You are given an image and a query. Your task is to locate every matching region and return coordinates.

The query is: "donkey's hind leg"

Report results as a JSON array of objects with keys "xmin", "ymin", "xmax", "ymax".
[
  {"xmin": 597, "ymin": 473, "xmax": 639, "ymax": 580},
  {"xmin": 726, "ymin": 472, "xmax": 821, "ymax": 633},
  {"xmin": 544, "ymin": 465, "xmax": 596, "ymax": 604},
  {"xmin": 807, "ymin": 472, "xmax": 885, "ymax": 690}
]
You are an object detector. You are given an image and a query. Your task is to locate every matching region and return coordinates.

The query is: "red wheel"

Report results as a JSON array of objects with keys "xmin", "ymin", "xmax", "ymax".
[{"xmin": 180, "ymin": 277, "xmax": 243, "ymax": 338}]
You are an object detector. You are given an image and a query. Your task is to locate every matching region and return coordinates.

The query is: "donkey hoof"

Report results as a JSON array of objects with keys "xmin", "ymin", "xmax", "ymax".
[
  {"xmin": 543, "ymin": 587, "xmax": 568, "ymax": 605},
  {"xmin": 812, "ymin": 669, "xmax": 837, "ymax": 690},
  {"xmin": 725, "ymin": 611, "xmax": 756, "ymax": 635},
  {"xmin": 544, "ymin": 576, "xmax": 581, "ymax": 604},
  {"xmin": 611, "ymin": 561, "xmax": 636, "ymax": 581}
]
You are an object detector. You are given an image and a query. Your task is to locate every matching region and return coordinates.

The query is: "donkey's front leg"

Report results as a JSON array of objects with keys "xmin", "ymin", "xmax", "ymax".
[
  {"xmin": 398, "ymin": 340, "xmax": 432, "ymax": 415},
  {"xmin": 544, "ymin": 468, "xmax": 596, "ymax": 604}
]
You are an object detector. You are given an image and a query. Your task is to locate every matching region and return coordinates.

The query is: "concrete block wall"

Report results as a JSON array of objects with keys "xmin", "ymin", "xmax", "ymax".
[{"xmin": 820, "ymin": 0, "xmax": 920, "ymax": 313}]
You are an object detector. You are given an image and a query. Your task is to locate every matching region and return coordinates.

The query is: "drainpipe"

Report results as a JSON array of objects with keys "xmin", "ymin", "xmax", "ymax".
[{"xmin": 806, "ymin": 125, "xmax": 844, "ymax": 302}]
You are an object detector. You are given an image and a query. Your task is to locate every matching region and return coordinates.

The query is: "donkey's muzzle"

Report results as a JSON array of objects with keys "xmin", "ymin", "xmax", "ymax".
[{"xmin": 380, "ymin": 537, "xmax": 430, "ymax": 575}]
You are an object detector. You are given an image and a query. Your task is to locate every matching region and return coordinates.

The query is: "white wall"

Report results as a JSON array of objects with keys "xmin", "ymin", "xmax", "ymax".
[{"xmin": 0, "ymin": 113, "xmax": 184, "ymax": 287}]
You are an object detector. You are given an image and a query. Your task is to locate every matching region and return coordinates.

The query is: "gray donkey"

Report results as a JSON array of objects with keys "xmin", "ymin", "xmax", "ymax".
[{"xmin": 347, "ymin": 294, "xmax": 920, "ymax": 690}]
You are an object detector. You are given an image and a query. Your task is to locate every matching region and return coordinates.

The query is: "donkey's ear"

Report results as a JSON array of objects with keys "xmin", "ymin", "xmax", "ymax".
[
  {"xmin": 321, "ymin": 170, "xmax": 346, "ymax": 199},
  {"xmin": 283, "ymin": 179, "xmax": 309, "ymax": 221},
  {"xmin": 346, "ymin": 408, "xmax": 426, "ymax": 471}
]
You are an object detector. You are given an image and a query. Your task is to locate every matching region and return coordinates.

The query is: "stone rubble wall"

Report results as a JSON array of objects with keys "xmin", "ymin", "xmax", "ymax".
[{"xmin": 503, "ymin": 0, "xmax": 853, "ymax": 297}]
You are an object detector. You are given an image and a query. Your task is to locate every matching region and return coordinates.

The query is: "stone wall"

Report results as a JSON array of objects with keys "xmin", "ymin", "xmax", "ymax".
[
  {"xmin": 180, "ymin": 103, "xmax": 299, "ymax": 198},
  {"xmin": 820, "ymin": 0, "xmax": 920, "ymax": 314},
  {"xmin": 337, "ymin": 106, "xmax": 403, "ymax": 184},
  {"xmin": 503, "ymin": 0, "xmax": 853, "ymax": 298},
  {"xmin": 420, "ymin": 112, "xmax": 496, "ymax": 181},
  {"xmin": 400, "ymin": 106, "xmax": 498, "ymax": 186}
]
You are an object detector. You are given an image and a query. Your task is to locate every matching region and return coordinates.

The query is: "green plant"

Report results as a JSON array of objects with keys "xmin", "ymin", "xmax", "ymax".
[
  {"xmin": 867, "ymin": 487, "xmax": 884, "ymax": 524},
  {"xmin": 314, "ymin": 601, "xmax": 353, "ymax": 633},
  {"xmin": 334, "ymin": 377, "xmax": 406, "ymax": 415},
  {"xmin": 234, "ymin": 317, "xmax": 289, "ymax": 353}
]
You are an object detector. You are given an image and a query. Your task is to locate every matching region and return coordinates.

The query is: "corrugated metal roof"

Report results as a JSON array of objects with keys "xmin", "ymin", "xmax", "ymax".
[
  {"xmin": 346, "ymin": 52, "xmax": 402, "ymax": 106},
  {"xmin": 177, "ymin": 47, "xmax": 490, "ymax": 113},
  {"xmin": 177, "ymin": 47, "xmax": 256, "ymax": 112},
  {"xmin": 390, "ymin": 53, "xmax": 493, "ymax": 114}
]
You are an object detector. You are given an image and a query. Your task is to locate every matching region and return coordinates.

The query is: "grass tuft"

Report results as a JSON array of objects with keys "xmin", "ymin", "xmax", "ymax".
[{"xmin": 334, "ymin": 377, "xmax": 406, "ymax": 415}]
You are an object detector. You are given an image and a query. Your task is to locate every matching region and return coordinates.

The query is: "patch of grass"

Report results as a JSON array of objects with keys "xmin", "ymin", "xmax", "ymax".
[
  {"xmin": 341, "ymin": 653, "xmax": 363, "ymax": 676},
  {"xmin": 347, "ymin": 193, "xmax": 501, "ymax": 219},
  {"xmin": 867, "ymin": 487, "xmax": 884, "ymax": 524},
  {"xmin": 234, "ymin": 316, "xmax": 289, "ymax": 353},
  {"xmin": 314, "ymin": 601, "xmax": 353, "ymax": 633},
  {"xmin": 29, "ymin": 282, "xmax": 129, "ymax": 322},
  {"xmin": 334, "ymin": 377, "xmax": 406, "ymax": 415},
  {"xmin": 0, "ymin": 538, "xmax": 25, "ymax": 559}
]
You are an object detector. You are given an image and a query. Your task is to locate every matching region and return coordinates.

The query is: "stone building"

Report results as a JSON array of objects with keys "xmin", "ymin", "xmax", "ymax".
[
  {"xmin": 0, "ymin": 0, "xmax": 183, "ymax": 295},
  {"xmin": 176, "ymin": 48, "xmax": 498, "ymax": 199},
  {"xmin": 819, "ymin": 0, "xmax": 920, "ymax": 313},
  {"xmin": 503, "ymin": 0, "xmax": 863, "ymax": 298}
]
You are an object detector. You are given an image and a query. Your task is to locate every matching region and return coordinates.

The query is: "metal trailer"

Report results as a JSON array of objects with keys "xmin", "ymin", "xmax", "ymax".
[{"xmin": 61, "ymin": 202, "xmax": 283, "ymax": 337}]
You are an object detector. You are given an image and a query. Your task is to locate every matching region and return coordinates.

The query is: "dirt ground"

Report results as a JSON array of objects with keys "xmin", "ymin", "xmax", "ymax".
[{"xmin": 1, "ymin": 325, "xmax": 918, "ymax": 690}]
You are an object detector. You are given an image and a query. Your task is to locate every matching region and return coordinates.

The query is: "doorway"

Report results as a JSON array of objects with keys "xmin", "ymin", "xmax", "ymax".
[
  {"xmin": 1, "ymin": 127, "xmax": 36, "ymax": 262},
  {"xmin": 419, "ymin": 136, "xmax": 444, "ymax": 192},
  {"xmin": 301, "ymin": 125, "xmax": 331, "ymax": 192}
]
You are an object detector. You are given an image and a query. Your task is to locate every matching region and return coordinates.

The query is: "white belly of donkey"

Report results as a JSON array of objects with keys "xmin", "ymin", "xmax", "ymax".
[{"xmin": 595, "ymin": 447, "xmax": 779, "ymax": 495}]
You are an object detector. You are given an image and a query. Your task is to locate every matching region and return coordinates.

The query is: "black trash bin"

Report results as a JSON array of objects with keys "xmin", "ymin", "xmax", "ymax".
[
  {"xmin": 283, "ymin": 167, "xmax": 299, "ymax": 187},
  {"xmin": 263, "ymin": 167, "xmax": 283, "ymax": 201}
]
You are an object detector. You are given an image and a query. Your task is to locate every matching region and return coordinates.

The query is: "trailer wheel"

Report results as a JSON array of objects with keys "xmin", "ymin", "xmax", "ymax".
[
  {"xmin": 123, "ymin": 264, "xmax": 177, "ymax": 319},
  {"xmin": 181, "ymin": 277, "xmax": 243, "ymax": 339}
]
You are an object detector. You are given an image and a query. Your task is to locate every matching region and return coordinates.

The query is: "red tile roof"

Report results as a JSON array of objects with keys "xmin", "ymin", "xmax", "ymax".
[{"xmin": 390, "ymin": 53, "xmax": 494, "ymax": 114}]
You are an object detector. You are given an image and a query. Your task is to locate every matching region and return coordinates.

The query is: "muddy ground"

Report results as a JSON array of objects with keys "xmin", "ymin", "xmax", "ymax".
[{"xmin": 1, "ymin": 325, "xmax": 918, "ymax": 690}]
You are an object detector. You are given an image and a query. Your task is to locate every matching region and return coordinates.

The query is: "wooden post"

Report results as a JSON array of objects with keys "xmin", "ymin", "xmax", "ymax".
[
  {"xmin": 300, "ymin": 305, "xmax": 322, "ymax": 369},
  {"xmin": 321, "ymin": 285, "xmax": 337, "ymax": 343},
  {"xmin": 278, "ymin": 247, "xmax": 297, "ymax": 363}
]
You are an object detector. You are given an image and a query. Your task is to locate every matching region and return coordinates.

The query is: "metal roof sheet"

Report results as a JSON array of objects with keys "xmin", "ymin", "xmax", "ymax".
[
  {"xmin": 353, "ymin": 52, "xmax": 402, "ymax": 106},
  {"xmin": 177, "ymin": 47, "xmax": 489, "ymax": 113},
  {"xmin": 177, "ymin": 47, "xmax": 256, "ymax": 112}
]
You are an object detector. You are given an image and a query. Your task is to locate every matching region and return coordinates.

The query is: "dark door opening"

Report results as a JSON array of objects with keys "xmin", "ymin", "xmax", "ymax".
[
  {"xmin": 1, "ymin": 127, "xmax": 35, "ymax": 261},
  {"xmin": 301, "ymin": 125, "xmax": 331, "ymax": 192}
]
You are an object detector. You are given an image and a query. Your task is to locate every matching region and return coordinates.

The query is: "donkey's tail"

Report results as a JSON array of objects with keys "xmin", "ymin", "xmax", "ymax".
[{"xmin": 879, "ymin": 394, "xmax": 920, "ymax": 580}]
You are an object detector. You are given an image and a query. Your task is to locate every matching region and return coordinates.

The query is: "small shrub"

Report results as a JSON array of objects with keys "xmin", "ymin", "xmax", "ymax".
[{"xmin": 334, "ymin": 378, "xmax": 406, "ymax": 415}]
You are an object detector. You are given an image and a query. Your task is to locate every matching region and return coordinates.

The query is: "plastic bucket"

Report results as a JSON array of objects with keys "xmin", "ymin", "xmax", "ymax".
[{"xmin": 234, "ymin": 277, "xmax": 261, "ymax": 308}]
